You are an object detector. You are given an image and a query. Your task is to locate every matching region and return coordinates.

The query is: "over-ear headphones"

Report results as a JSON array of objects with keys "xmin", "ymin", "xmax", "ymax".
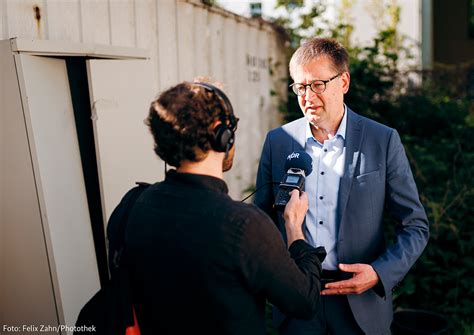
[{"xmin": 192, "ymin": 82, "xmax": 238, "ymax": 153}]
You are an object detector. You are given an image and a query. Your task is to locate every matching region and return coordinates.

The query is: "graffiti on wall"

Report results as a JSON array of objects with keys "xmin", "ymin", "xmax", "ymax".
[{"xmin": 246, "ymin": 54, "xmax": 267, "ymax": 82}]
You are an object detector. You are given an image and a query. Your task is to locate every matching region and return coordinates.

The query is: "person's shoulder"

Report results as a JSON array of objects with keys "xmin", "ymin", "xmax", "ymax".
[
  {"xmin": 227, "ymin": 199, "xmax": 269, "ymax": 217},
  {"xmin": 226, "ymin": 201, "xmax": 282, "ymax": 242},
  {"xmin": 267, "ymin": 117, "xmax": 306, "ymax": 138},
  {"xmin": 281, "ymin": 117, "xmax": 306, "ymax": 131},
  {"xmin": 226, "ymin": 199, "xmax": 274, "ymax": 225},
  {"xmin": 347, "ymin": 107, "xmax": 394, "ymax": 137}
]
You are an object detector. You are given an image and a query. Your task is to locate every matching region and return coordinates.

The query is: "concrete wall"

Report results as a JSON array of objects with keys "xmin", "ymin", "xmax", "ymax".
[{"xmin": 0, "ymin": 0, "xmax": 287, "ymax": 199}]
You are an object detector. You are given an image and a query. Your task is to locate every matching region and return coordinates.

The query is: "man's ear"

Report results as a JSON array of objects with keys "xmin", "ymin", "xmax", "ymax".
[
  {"xmin": 211, "ymin": 120, "xmax": 222, "ymax": 130},
  {"xmin": 341, "ymin": 72, "xmax": 350, "ymax": 94}
]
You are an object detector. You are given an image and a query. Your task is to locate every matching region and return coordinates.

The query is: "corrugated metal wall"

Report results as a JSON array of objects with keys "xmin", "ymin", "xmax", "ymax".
[{"xmin": 0, "ymin": 0, "xmax": 288, "ymax": 198}]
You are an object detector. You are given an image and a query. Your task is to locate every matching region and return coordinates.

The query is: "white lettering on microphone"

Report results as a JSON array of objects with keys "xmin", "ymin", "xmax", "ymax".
[{"xmin": 287, "ymin": 152, "xmax": 300, "ymax": 160}]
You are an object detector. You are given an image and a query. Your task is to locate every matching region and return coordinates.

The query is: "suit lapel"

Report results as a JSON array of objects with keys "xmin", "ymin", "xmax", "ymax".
[
  {"xmin": 337, "ymin": 109, "xmax": 363, "ymax": 231},
  {"xmin": 273, "ymin": 118, "xmax": 306, "ymax": 194},
  {"xmin": 290, "ymin": 118, "xmax": 306, "ymax": 152},
  {"xmin": 276, "ymin": 118, "xmax": 307, "ymax": 238}
]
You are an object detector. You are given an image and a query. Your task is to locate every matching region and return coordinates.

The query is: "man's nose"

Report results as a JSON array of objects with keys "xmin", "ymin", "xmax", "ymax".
[{"xmin": 304, "ymin": 88, "xmax": 320, "ymax": 102}]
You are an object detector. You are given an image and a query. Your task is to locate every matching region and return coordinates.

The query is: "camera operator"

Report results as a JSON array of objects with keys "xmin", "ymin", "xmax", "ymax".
[{"xmin": 124, "ymin": 81, "xmax": 326, "ymax": 334}]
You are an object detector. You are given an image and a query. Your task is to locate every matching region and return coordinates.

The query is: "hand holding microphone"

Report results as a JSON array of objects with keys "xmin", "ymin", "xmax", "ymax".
[
  {"xmin": 283, "ymin": 190, "xmax": 308, "ymax": 245},
  {"xmin": 274, "ymin": 151, "xmax": 313, "ymax": 210},
  {"xmin": 276, "ymin": 151, "xmax": 313, "ymax": 246}
]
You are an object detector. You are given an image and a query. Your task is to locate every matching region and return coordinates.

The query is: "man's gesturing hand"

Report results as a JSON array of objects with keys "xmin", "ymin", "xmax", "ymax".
[{"xmin": 321, "ymin": 263, "xmax": 379, "ymax": 295}]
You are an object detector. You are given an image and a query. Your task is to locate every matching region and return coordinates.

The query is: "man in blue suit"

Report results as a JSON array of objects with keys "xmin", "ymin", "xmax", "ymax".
[{"xmin": 255, "ymin": 38, "xmax": 429, "ymax": 334}]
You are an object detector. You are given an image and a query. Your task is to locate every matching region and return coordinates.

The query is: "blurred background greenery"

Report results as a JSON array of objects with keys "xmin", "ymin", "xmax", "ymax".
[{"xmin": 264, "ymin": 0, "xmax": 474, "ymax": 334}]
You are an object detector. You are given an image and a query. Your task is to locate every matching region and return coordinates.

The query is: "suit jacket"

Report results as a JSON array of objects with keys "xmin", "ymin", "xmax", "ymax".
[{"xmin": 254, "ymin": 108, "xmax": 429, "ymax": 334}]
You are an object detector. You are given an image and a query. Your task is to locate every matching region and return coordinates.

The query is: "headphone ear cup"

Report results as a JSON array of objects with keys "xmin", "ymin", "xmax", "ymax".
[{"xmin": 212, "ymin": 124, "xmax": 234, "ymax": 152}]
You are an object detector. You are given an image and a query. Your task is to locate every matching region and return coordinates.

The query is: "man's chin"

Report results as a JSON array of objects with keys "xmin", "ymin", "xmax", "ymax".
[
  {"xmin": 307, "ymin": 118, "xmax": 321, "ymax": 129},
  {"xmin": 305, "ymin": 112, "xmax": 320, "ymax": 123}
]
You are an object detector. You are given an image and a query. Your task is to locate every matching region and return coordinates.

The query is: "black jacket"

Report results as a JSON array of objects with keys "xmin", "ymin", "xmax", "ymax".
[{"xmin": 125, "ymin": 170, "xmax": 325, "ymax": 334}]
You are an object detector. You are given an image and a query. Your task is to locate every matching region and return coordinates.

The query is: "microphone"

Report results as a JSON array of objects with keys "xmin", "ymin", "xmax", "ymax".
[{"xmin": 274, "ymin": 151, "xmax": 313, "ymax": 210}]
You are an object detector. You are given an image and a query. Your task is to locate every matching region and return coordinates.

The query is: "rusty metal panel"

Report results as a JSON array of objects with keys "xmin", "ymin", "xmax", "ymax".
[
  {"xmin": 157, "ymin": 0, "xmax": 179, "ymax": 90},
  {"xmin": 0, "ymin": 39, "xmax": 59, "ymax": 332},
  {"xmin": 45, "ymin": 0, "xmax": 81, "ymax": 42},
  {"xmin": 79, "ymin": 0, "xmax": 110, "ymax": 45},
  {"xmin": 4, "ymin": 0, "xmax": 47, "ymax": 40},
  {"xmin": 109, "ymin": 0, "xmax": 136, "ymax": 47},
  {"xmin": 257, "ymin": 28, "xmax": 271, "ymax": 142},
  {"xmin": 15, "ymin": 52, "xmax": 101, "ymax": 329},
  {"xmin": 221, "ymin": 15, "xmax": 241, "ymax": 194},
  {"xmin": 177, "ymin": 0, "xmax": 195, "ymax": 81},
  {"xmin": 194, "ymin": 5, "xmax": 211, "ymax": 77},
  {"xmin": 225, "ymin": 21, "xmax": 251, "ymax": 197},
  {"xmin": 268, "ymin": 30, "xmax": 287, "ymax": 130},
  {"xmin": 209, "ymin": 11, "xmax": 225, "ymax": 83},
  {"xmin": 247, "ymin": 26, "xmax": 265, "ymax": 198},
  {"xmin": 11, "ymin": 38, "xmax": 148, "ymax": 59},
  {"xmin": 135, "ymin": 0, "xmax": 159, "ymax": 94},
  {"xmin": 222, "ymin": 15, "xmax": 237, "ymax": 87},
  {"xmin": 86, "ymin": 59, "xmax": 158, "ymax": 222},
  {"xmin": 0, "ymin": 1, "xmax": 5, "ymax": 38}
]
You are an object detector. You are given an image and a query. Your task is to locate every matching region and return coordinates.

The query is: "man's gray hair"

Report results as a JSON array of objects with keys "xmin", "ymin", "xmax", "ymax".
[{"xmin": 289, "ymin": 38, "xmax": 349, "ymax": 79}]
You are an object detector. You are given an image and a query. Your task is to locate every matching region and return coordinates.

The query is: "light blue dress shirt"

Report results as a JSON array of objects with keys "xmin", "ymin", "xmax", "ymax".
[{"xmin": 304, "ymin": 105, "xmax": 347, "ymax": 270}]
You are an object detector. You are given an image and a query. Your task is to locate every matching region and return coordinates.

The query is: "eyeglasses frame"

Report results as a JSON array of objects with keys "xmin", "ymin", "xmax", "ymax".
[{"xmin": 289, "ymin": 73, "xmax": 342, "ymax": 96}]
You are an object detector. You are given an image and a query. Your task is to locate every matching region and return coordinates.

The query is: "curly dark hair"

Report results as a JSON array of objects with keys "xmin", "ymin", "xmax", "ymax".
[{"xmin": 145, "ymin": 82, "xmax": 229, "ymax": 167}]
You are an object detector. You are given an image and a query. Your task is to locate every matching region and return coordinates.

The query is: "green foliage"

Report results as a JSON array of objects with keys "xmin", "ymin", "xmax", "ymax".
[
  {"xmin": 271, "ymin": 1, "xmax": 474, "ymax": 333},
  {"xmin": 382, "ymin": 64, "xmax": 474, "ymax": 335},
  {"xmin": 351, "ymin": 39, "xmax": 474, "ymax": 332},
  {"xmin": 274, "ymin": 0, "xmax": 327, "ymax": 50}
]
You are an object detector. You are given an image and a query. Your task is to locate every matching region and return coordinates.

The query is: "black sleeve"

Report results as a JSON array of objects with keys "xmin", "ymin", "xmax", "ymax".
[{"xmin": 238, "ymin": 208, "xmax": 326, "ymax": 319}]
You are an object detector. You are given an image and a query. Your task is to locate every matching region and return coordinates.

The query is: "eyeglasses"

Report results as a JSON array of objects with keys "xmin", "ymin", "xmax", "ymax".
[{"xmin": 290, "ymin": 73, "xmax": 341, "ymax": 96}]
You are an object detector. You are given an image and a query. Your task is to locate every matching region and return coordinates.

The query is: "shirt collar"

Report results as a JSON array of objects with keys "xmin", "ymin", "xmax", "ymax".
[
  {"xmin": 165, "ymin": 170, "xmax": 229, "ymax": 195},
  {"xmin": 305, "ymin": 104, "xmax": 348, "ymax": 144}
]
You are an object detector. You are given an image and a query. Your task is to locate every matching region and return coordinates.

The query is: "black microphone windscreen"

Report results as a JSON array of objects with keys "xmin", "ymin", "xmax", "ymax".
[{"xmin": 284, "ymin": 151, "xmax": 313, "ymax": 176}]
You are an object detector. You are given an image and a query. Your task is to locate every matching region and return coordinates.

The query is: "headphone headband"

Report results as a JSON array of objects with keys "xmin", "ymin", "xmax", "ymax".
[
  {"xmin": 192, "ymin": 82, "xmax": 237, "ymax": 130},
  {"xmin": 191, "ymin": 82, "xmax": 237, "ymax": 154}
]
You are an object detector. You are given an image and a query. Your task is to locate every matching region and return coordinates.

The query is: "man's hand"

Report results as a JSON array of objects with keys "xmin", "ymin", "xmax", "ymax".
[
  {"xmin": 283, "ymin": 190, "xmax": 308, "ymax": 246},
  {"xmin": 321, "ymin": 263, "xmax": 379, "ymax": 295}
]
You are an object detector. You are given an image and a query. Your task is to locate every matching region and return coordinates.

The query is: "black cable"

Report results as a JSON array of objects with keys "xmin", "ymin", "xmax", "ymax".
[{"xmin": 241, "ymin": 181, "xmax": 280, "ymax": 203}]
